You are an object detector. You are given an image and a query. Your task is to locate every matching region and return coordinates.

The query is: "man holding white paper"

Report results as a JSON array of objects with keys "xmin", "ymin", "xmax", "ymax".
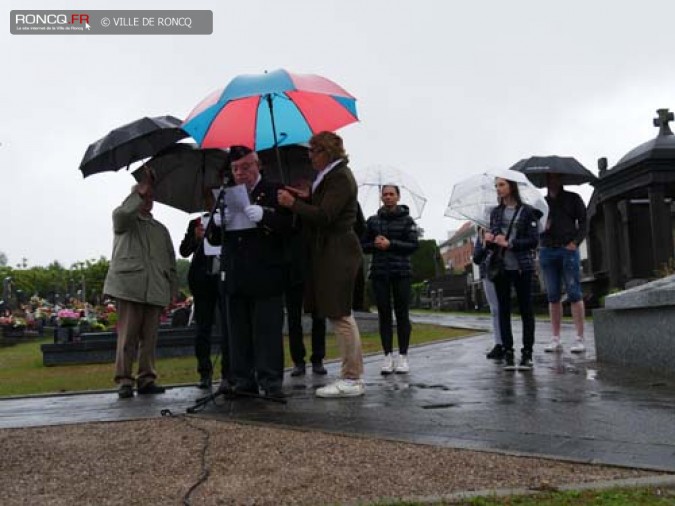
[{"xmin": 208, "ymin": 146, "xmax": 293, "ymax": 398}]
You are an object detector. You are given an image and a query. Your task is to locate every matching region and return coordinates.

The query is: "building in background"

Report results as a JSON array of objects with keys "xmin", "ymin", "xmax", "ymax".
[{"xmin": 439, "ymin": 222, "xmax": 477, "ymax": 274}]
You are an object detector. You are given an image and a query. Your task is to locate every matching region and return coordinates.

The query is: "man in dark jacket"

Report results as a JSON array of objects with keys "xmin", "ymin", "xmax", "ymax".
[
  {"xmin": 540, "ymin": 173, "xmax": 587, "ymax": 354},
  {"xmin": 179, "ymin": 189, "xmax": 230, "ymax": 389},
  {"xmin": 362, "ymin": 185, "xmax": 419, "ymax": 375},
  {"xmin": 210, "ymin": 146, "xmax": 292, "ymax": 398}
]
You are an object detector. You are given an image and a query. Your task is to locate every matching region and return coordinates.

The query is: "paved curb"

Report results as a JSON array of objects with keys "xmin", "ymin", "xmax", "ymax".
[{"xmin": 368, "ymin": 474, "xmax": 675, "ymax": 505}]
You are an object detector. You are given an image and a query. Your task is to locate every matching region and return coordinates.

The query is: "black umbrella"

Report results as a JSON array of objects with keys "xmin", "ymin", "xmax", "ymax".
[
  {"xmin": 509, "ymin": 156, "xmax": 597, "ymax": 188},
  {"xmin": 79, "ymin": 115, "xmax": 188, "ymax": 178},
  {"xmin": 132, "ymin": 144, "xmax": 230, "ymax": 213}
]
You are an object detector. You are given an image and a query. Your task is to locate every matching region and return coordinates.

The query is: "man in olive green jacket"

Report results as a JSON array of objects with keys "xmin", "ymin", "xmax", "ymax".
[{"xmin": 103, "ymin": 171, "xmax": 177, "ymax": 399}]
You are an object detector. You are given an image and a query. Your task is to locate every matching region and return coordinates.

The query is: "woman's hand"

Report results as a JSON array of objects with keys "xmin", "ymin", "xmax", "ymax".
[
  {"xmin": 284, "ymin": 185, "xmax": 310, "ymax": 200},
  {"xmin": 374, "ymin": 235, "xmax": 391, "ymax": 250},
  {"xmin": 277, "ymin": 189, "xmax": 296, "ymax": 208},
  {"xmin": 493, "ymin": 234, "xmax": 509, "ymax": 248},
  {"xmin": 194, "ymin": 223, "xmax": 205, "ymax": 240}
]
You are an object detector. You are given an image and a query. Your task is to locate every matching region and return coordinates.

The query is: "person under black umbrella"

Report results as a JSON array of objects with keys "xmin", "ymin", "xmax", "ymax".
[
  {"xmin": 179, "ymin": 188, "xmax": 232, "ymax": 390},
  {"xmin": 103, "ymin": 169, "xmax": 178, "ymax": 399},
  {"xmin": 539, "ymin": 173, "xmax": 588, "ymax": 354}
]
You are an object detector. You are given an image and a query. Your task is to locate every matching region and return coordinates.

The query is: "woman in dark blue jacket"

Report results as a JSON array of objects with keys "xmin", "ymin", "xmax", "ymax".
[
  {"xmin": 362, "ymin": 185, "xmax": 419, "ymax": 374},
  {"xmin": 485, "ymin": 177, "xmax": 539, "ymax": 371}
]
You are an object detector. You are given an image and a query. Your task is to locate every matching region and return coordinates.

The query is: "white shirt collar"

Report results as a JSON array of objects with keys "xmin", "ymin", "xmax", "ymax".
[{"xmin": 312, "ymin": 159, "xmax": 343, "ymax": 193}]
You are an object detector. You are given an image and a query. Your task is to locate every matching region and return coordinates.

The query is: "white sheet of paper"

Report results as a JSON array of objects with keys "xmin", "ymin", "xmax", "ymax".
[
  {"xmin": 224, "ymin": 185, "xmax": 255, "ymax": 231},
  {"xmin": 201, "ymin": 215, "xmax": 221, "ymax": 256}
]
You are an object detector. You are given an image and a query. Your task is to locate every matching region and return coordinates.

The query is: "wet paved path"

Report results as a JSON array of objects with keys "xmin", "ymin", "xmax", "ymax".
[{"xmin": 1, "ymin": 314, "xmax": 674, "ymax": 472}]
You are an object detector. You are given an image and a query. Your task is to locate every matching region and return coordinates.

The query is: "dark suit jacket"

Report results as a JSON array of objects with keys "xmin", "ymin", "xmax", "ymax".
[
  {"xmin": 179, "ymin": 217, "xmax": 219, "ymax": 295},
  {"xmin": 208, "ymin": 178, "xmax": 293, "ymax": 298}
]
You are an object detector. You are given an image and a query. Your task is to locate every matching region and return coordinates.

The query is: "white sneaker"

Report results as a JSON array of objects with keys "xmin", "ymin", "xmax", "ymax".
[
  {"xmin": 395, "ymin": 354, "xmax": 409, "ymax": 374},
  {"xmin": 380, "ymin": 354, "xmax": 394, "ymax": 375},
  {"xmin": 570, "ymin": 339, "xmax": 586, "ymax": 353},
  {"xmin": 544, "ymin": 340, "xmax": 563, "ymax": 353},
  {"xmin": 315, "ymin": 379, "xmax": 365, "ymax": 398}
]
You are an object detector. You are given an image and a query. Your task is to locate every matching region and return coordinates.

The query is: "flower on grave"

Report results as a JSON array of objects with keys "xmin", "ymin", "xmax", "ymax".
[
  {"xmin": 0, "ymin": 316, "xmax": 27, "ymax": 329},
  {"xmin": 57, "ymin": 309, "xmax": 80, "ymax": 328}
]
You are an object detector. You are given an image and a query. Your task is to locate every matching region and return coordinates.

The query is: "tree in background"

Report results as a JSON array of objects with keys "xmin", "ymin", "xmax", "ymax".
[
  {"xmin": 0, "ymin": 251, "xmax": 7, "ymax": 267},
  {"xmin": 3, "ymin": 256, "xmax": 192, "ymax": 305},
  {"xmin": 410, "ymin": 239, "xmax": 446, "ymax": 284}
]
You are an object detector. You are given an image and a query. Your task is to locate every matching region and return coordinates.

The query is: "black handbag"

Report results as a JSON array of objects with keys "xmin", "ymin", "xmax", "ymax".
[
  {"xmin": 486, "ymin": 206, "xmax": 521, "ymax": 282},
  {"xmin": 486, "ymin": 249, "xmax": 505, "ymax": 281}
]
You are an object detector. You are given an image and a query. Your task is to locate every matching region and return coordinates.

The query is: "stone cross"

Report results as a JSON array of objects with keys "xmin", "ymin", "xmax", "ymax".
[{"xmin": 653, "ymin": 108, "xmax": 674, "ymax": 136}]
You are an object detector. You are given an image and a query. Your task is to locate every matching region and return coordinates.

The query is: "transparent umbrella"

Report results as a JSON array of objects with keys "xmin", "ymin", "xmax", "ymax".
[
  {"xmin": 355, "ymin": 165, "xmax": 427, "ymax": 219},
  {"xmin": 445, "ymin": 170, "xmax": 548, "ymax": 229}
]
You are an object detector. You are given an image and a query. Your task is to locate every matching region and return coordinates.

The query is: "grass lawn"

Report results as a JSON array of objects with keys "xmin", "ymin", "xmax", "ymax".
[
  {"xmin": 0, "ymin": 323, "xmax": 474, "ymax": 397},
  {"xmin": 385, "ymin": 486, "xmax": 675, "ymax": 505}
]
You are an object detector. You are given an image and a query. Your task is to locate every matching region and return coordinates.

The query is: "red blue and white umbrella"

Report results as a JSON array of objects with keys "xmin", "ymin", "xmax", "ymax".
[{"xmin": 182, "ymin": 69, "xmax": 358, "ymax": 152}]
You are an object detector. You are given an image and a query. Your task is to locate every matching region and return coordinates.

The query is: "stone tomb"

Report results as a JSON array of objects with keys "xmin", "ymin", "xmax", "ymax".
[{"xmin": 594, "ymin": 274, "xmax": 675, "ymax": 376}]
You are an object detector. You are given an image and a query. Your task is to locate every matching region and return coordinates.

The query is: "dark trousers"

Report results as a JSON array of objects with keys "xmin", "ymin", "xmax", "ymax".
[
  {"xmin": 372, "ymin": 276, "xmax": 412, "ymax": 355},
  {"xmin": 494, "ymin": 269, "xmax": 535, "ymax": 354},
  {"xmin": 192, "ymin": 276, "xmax": 230, "ymax": 381},
  {"xmin": 284, "ymin": 282, "xmax": 326, "ymax": 366},
  {"xmin": 227, "ymin": 294, "xmax": 284, "ymax": 393}
]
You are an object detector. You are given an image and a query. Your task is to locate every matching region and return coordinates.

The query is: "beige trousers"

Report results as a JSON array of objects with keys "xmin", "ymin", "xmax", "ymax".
[
  {"xmin": 329, "ymin": 314, "xmax": 364, "ymax": 380},
  {"xmin": 114, "ymin": 299, "xmax": 162, "ymax": 388}
]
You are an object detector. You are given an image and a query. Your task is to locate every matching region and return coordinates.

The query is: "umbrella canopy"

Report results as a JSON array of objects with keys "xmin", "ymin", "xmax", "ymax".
[
  {"xmin": 355, "ymin": 165, "xmax": 427, "ymax": 220},
  {"xmin": 445, "ymin": 170, "xmax": 549, "ymax": 229},
  {"xmin": 509, "ymin": 155, "xmax": 597, "ymax": 188},
  {"xmin": 182, "ymin": 69, "xmax": 358, "ymax": 152},
  {"xmin": 79, "ymin": 115, "xmax": 188, "ymax": 178},
  {"xmin": 132, "ymin": 144, "xmax": 229, "ymax": 213}
]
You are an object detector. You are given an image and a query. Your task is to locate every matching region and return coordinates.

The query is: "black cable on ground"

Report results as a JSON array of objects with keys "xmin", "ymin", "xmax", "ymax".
[{"xmin": 161, "ymin": 409, "xmax": 211, "ymax": 505}]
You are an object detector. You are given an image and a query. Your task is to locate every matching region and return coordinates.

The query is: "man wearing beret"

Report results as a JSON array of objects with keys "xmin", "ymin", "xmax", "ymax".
[{"xmin": 210, "ymin": 146, "xmax": 293, "ymax": 398}]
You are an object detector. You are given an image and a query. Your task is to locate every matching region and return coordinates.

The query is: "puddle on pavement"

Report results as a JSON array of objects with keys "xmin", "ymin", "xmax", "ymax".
[
  {"xmin": 409, "ymin": 383, "xmax": 451, "ymax": 391},
  {"xmin": 421, "ymin": 403, "xmax": 457, "ymax": 410}
]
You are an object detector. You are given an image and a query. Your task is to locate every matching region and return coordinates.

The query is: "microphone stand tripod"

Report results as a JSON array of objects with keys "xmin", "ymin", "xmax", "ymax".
[{"xmin": 186, "ymin": 184, "xmax": 287, "ymax": 413}]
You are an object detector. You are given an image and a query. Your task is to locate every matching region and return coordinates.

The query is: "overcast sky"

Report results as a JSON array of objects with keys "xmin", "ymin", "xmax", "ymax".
[{"xmin": 4, "ymin": 0, "xmax": 675, "ymax": 267}]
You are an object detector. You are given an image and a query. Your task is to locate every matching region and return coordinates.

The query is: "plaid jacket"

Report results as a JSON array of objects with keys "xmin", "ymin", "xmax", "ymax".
[{"xmin": 489, "ymin": 204, "xmax": 539, "ymax": 272}]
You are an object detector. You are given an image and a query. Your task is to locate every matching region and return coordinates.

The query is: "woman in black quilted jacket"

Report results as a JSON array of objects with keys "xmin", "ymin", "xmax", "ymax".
[{"xmin": 362, "ymin": 185, "xmax": 419, "ymax": 375}]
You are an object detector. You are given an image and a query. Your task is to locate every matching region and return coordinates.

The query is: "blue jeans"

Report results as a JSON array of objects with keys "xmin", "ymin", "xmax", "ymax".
[{"xmin": 539, "ymin": 247, "xmax": 582, "ymax": 303}]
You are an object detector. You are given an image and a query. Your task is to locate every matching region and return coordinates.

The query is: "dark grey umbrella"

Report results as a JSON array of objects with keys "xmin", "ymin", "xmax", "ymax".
[
  {"xmin": 132, "ymin": 144, "xmax": 230, "ymax": 213},
  {"xmin": 79, "ymin": 115, "xmax": 188, "ymax": 178},
  {"xmin": 509, "ymin": 156, "xmax": 597, "ymax": 188}
]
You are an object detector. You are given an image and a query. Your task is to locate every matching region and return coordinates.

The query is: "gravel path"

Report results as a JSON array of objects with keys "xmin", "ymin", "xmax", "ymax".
[{"xmin": 0, "ymin": 417, "xmax": 662, "ymax": 505}]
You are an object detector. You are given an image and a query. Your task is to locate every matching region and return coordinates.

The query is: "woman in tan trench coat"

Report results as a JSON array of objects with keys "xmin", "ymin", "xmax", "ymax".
[{"xmin": 278, "ymin": 131, "xmax": 365, "ymax": 398}]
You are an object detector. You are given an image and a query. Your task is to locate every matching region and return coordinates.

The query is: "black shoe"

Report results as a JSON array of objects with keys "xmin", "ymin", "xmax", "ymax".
[
  {"xmin": 197, "ymin": 376, "xmax": 212, "ymax": 390},
  {"xmin": 486, "ymin": 344, "xmax": 505, "ymax": 360},
  {"xmin": 215, "ymin": 380, "xmax": 233, "ymax": 396},
  {"xmin": 518, "ymin": 352, "xmax": 533, "ymax": 371},
  {"xmin": 503, "ymin": 350, "xmax": 516, "ymax": 371},
  {"xmin": 290, "ymin": 363, "xmax": 306, "ymax": 377},
  {"xmin": 264, "ymin": 387, "xmax": 286, "ymax": 399},
  {"xmin": 137, "ymin": 383, "xmax": 166, "ymax": 395},
  {"xmin": 118, "ymin": 385, "xmax": 134, "ymax": 399},
  {"xmin": 311, "ymin": 362, "xmax": 327, "ymax": 375}
]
